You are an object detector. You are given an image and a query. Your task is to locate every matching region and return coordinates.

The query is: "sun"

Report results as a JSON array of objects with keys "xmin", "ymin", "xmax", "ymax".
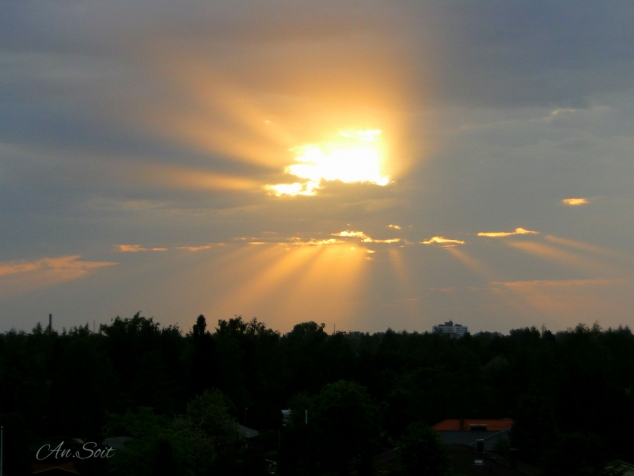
[{"xmin": 267, "ymin": 129, "xmax": 389, "ymax": 196}]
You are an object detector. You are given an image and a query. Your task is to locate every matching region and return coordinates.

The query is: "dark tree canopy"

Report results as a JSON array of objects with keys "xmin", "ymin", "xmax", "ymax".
[{"xmin": 1, "ymin": 318, "xmax": 632, "ymax": 475}]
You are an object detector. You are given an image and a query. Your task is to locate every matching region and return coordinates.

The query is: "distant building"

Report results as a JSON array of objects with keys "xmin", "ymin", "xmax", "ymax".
[{"xmin": 433, "ymin": 320, "xmax": 469, "ymax": 337}]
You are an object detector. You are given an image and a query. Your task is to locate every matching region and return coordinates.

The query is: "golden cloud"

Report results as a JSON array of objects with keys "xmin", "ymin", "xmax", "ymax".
[
  {"xmin": 176, "ymin": 245, "xmax": 213, "ymax": 251},
  {"xmin": 477, "ymin": 227, "xmax": 538, "ymax": 238},
  {"xmin": 562, "ymin": 198, "xmax": 589, "ymax": 206},
  {"xmin": 117, "ymin": 244, "xmax": 167, "ymax": 252},
  {"xmin": 0, "ymin": 255, "xmax": 116, "ymax": 278},
  {"xmin": 421, "ymin": 236, "xmax": 465, "ymax": 245},
  {"xmin": 332, "ymin": 230, "xmax": 369, "ymax": 239},
  {"xmin": 332, "ymin": 230, "xmax": 399, "ymax": 244},
  {"xmin": 293, "ymin": 238, "xmax": 344, "ymax": 246}
]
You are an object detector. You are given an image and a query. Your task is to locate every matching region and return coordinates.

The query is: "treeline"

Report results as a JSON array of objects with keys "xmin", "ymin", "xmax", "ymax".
[{"xmin": 0, "ymin": 315, "xmax": 633, "ymax": 475}]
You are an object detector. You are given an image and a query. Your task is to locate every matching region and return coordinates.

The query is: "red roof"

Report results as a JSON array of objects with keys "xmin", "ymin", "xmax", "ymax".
[{"xmin": 433, "ymin": 419, "xmax": 514, "ymax": 432}]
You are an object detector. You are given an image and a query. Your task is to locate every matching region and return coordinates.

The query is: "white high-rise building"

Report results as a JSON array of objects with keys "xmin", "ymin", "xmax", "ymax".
[{"xmin": 433, "ymin": 320, "xmax": 469, "ymax": 337}]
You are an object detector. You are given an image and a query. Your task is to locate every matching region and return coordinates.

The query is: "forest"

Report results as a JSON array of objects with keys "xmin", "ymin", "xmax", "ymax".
[{"xmin": 0, "ymin": 314, "xmax": 633, "ymax": 475}]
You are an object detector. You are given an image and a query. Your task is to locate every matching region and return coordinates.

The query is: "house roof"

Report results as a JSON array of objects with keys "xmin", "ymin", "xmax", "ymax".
[
  {"xmin": 236, "ymin": 424, "xmax": 259, "ymax": 439},
  {"xmin": 433, "ymin": 419, "xmax": 514, "ymax": 432}
]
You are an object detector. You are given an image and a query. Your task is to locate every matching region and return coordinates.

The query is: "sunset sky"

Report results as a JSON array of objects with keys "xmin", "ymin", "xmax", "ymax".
[{"xmin": 2, "ymin": 1, "xmax": 634, "ymax": 334}]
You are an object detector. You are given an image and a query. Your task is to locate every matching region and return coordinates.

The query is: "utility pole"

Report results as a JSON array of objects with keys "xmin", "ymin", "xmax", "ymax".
[{"xmin": 48, "ymin": 314, "xmax": 52, "ymax": 333}]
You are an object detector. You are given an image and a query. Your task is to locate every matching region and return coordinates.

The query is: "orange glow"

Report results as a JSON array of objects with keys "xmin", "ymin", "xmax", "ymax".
[
  {"xmin": 176, "ymin": 245, "xmax": 213, "ymax": 252},
  {"xmin": 118, "ymin": 245, "xmax": 167, "ymax": 252},
  {"xmin": 132, "ymin": 37, "xmax": 427, "ymax": 193}
]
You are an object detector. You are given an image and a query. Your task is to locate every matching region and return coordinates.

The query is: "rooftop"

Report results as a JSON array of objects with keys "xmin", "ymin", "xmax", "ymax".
[{"xmin": 433, "ymin": 419, "xmax": 514, "ymax": 432}]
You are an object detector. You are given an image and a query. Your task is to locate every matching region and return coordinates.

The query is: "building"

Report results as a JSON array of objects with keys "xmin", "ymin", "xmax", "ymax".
[
  {"xmin": 433, "ymin": 419, "xmax": 513, "ymax": 452},
  {"xmin": 432, "ymin": 419, "xmax": 539, "ymax": 475},
  {"xmin": 433, "ymin": 320, "xmax": 469, "ymax": 337}
]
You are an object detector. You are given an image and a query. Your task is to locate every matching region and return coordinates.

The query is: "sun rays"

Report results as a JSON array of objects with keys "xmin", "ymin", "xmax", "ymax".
[
  {"xmin": 208, "ymin": 242, "xmax": 370, "ymax": 329},
  {"xmin": 101, "ymin": 227, "xmax": 634, "ymax": 333}
]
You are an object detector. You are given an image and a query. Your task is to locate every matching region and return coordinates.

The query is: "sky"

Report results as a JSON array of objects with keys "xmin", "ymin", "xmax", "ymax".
[{"xmin": 2, "ymin": 1, "xmax": 634, "ymax": 334}]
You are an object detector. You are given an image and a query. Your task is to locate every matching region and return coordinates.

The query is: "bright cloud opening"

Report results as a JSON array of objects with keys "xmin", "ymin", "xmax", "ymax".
[
  {"xmin": 332, "ymin": 230, "xmax": 399, "ymax": 244},
  {"xmin": 267, "ymin": 130, "xmax": 389, "ymax": 196},
  {"xmin": 332, "ymin": 230, "xmax": 369, "ymax": 239}
]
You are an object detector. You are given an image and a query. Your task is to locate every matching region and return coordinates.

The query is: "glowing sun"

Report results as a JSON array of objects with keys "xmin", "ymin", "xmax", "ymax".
[{"xmin": 267, "ymin": 129, "xmax": 389, "ymax": 196}]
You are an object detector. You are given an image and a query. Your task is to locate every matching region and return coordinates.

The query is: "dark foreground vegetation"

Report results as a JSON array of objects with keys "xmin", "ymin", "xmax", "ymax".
[{"xmin": 0, "ymin": 314, "xmax": 633, "ymax": 475}]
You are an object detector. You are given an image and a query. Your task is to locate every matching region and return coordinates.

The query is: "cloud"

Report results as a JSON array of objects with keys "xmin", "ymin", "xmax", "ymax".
[
  {"xmin": 0, "ymin": 255, "xmax": 115, "ymax": 278},
  {"xmin": 117, "ymin": 245, "xmax": 168, "ymax": 252},
  {"xmin": 562, "ymin": 198, "xmax": 589, "ymax": 206},
  {"xmin": 365, "ymin": 238, "xmax": 400, "ymax": 244},
  {"xmin": 176, "ymin": 245, "xmax": 213, "ymax": 252},
  {"xmin": 332, "ymin": 231, "xmax": 399, "ymax": 243},
  {"xmin": 0, "ymin": 255, "xmax": 117, "ymax": 300},
  {"xmin": 332, "ymin": 230, "xmax": 369, "ymax": 239},
  {"xmin": 388, "ymin": 224, "xmax": 401, "ymax": 230},
  {"xmin": 292, "ymin": 238, "xmax": 343, "ymax": 246},
  {"xmin": 243, "ymin": 236, "xmax": 346, "ymax": 246},
  {"xmin": 477, "ymin": 228, "xmax": 539, "ymax": 238},
  {"xmin": 421, "ymin": 236, "xmax": 465, "ymax": 245}
]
